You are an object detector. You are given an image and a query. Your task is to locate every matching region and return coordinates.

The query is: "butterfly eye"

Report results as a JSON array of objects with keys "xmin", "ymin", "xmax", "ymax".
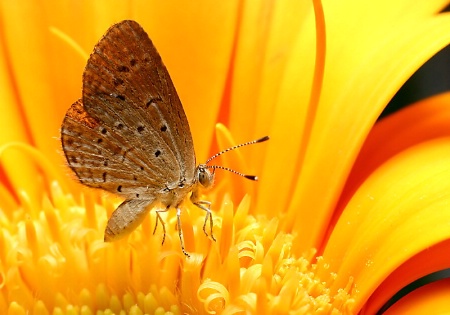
[{"xmin": 198, "ymin": 166, "xmax": 214, "ymax": 188}]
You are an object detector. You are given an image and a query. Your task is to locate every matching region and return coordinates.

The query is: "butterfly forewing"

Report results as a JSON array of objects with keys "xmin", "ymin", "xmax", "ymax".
[{"xmin": 62, "ymin": 20, "xmax": 196, "ymax": 199}]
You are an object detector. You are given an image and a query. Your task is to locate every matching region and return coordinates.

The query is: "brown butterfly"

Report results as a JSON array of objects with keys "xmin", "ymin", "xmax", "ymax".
[{"xmin": 61, "ymin": 20, "xmax": 268, "ymax": 256}]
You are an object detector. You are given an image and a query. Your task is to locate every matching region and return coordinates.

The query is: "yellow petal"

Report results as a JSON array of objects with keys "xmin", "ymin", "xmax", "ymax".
[
  {"xmin": 344, "ymin": 92, "xmax": 450, "ymax": 201},
  {"xmin": 323, "ymin": 137, "xmax": 450, "ymax": 312},
  {"xmin": 287, "ymin": 2, "xmax": 450, "ymax": 252}
]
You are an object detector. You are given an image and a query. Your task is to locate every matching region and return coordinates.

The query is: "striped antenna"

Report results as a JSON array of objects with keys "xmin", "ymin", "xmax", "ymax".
[
  {"xmin": 205, "ymin": 136, "xmax": 269, "ymax": 164},
  {"xmin": 204, "ymin": 135, "xmax": 269, "ymax": 181},
  {"xmin": 205, "ymin": 165, "xmax": 259, "ymax": 181}
]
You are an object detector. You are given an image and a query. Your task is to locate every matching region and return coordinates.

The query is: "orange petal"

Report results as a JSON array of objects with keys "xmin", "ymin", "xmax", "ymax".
[
  {"xmin": 383, "ymin": 278, "xmax": 450, "ymax": 315},
  {"xmin": 362, "ymin": 239, "xmax": 450, "ymax": 314}
]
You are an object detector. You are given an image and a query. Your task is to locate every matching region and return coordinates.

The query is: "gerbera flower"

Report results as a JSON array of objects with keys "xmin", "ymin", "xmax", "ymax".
[{"xmin": 1, "ymin": 0, "xmax": 450, "ymax": 314}]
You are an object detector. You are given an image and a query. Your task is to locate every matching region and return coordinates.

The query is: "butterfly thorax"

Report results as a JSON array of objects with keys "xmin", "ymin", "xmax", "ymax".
[
  {"xmin": 152, "ymin": 165, "xmax": 213, "ymax": 207},
  {"xmin": 156, "ymin": 177, "xmax": 196, "ymax": 207}
]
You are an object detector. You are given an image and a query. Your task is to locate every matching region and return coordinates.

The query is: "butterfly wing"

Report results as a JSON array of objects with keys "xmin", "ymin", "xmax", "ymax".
[
  {"xmin": 104, "ymin": 198, "xmax": 156, "ymax": 241},
  {"xmin": 61, "ymin": 99, "xmax": 163, "ymax": 199},
  {"xmin": 61, "ymin": 20, "xmax": 196, "ymax": 199}
]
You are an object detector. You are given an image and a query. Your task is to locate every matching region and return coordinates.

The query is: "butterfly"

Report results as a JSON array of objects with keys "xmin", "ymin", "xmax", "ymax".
[{"xmin": 61, "ymin": 20, "xmax": 268, "ymax": 256}]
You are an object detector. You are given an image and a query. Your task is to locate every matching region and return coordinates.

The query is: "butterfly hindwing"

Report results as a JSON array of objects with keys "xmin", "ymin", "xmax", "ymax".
[{"xmin": 104, "ymin": 198, "xmax": 156, "ymax": 241}]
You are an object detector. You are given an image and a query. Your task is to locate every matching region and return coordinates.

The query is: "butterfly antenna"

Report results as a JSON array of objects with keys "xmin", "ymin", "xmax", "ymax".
[
  {"xmin": 204, "ymin": 136, "xmax": 269, "ymax": 181},
  {"xmin": 205, "ymin": 165, "xmax": 259, "ymax": 181},
  {"xmin": 205, "ymin": 136, "xmax": 269, "ymax": 164}
]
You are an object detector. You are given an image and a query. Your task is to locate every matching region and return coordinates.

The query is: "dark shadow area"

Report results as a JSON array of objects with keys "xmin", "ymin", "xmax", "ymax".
[
  {"xmin": 380, "ymin": 4, "xmax": 450, "ymax": 119},
  {"xmin": 380, "ymin": 44, "xmax": 450, "ymax": 119}
]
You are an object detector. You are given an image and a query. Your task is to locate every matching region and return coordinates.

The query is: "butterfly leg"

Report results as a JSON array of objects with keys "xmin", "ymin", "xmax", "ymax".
[
  {"xmin": 194, "ymin": 200, "xmax": 216, "ymax": 242},
  {"xmin": 176, "ymin": 207, "xmax": 190, "ymax": 257},
  {"xmin": 153, "ymin": 205, "xmax": 170, "ymax": 245}
]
